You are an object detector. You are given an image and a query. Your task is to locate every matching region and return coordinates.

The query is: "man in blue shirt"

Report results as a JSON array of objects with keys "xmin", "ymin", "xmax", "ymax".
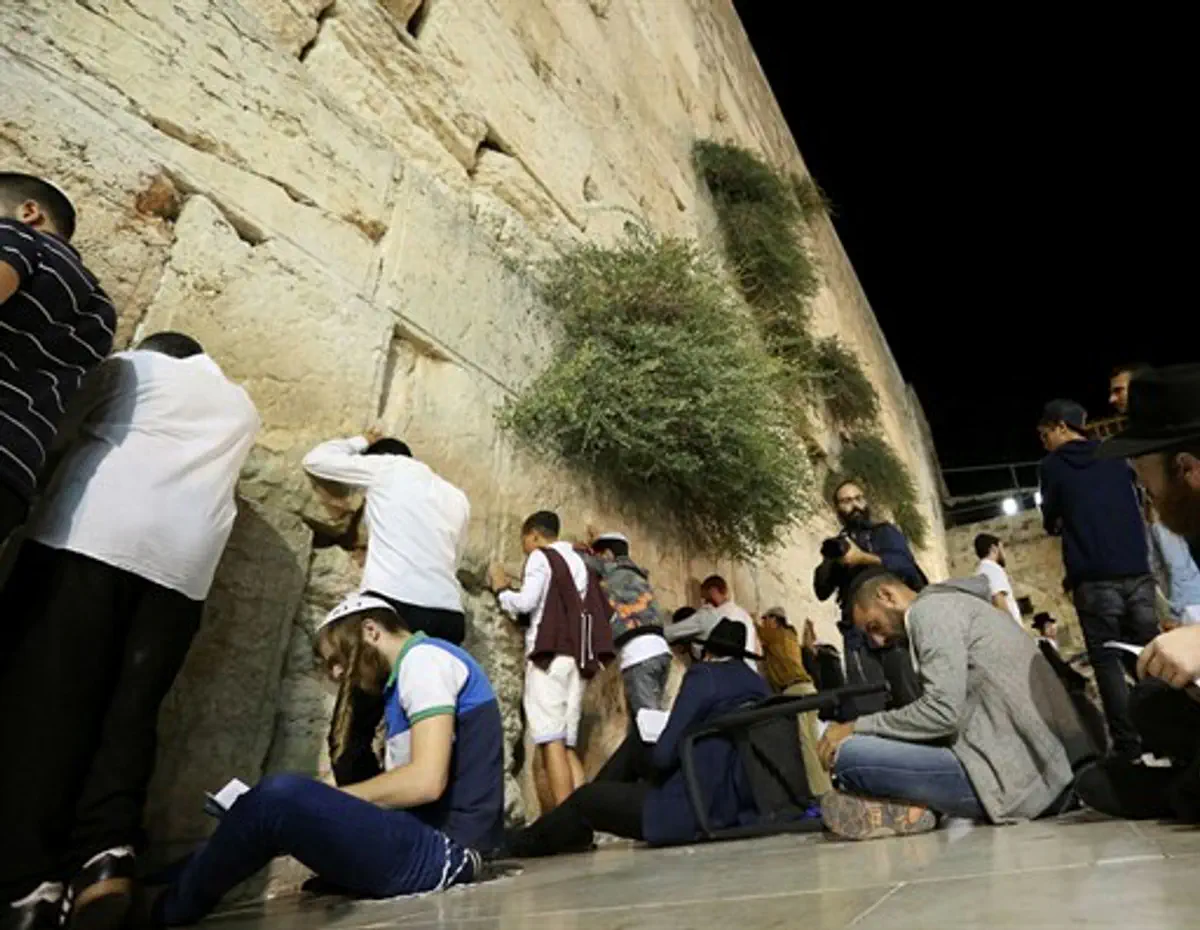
[
  {"xmin": 150, "ymin": 594, "xmax": 503, "ymax": 927},
  {"xmin": 813, "ymin": 479, "xmax": 927, "ymax": 716}
]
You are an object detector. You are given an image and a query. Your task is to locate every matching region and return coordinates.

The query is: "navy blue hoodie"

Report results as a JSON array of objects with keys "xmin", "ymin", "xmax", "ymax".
[{"xmin": 1039, "ymin": 439, "xmax": 1149, "ymax": 585}]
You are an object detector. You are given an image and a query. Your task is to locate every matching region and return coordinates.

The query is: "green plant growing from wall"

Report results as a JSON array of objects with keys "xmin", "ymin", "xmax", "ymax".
[
  {"xmin": 500, "ymin": 233, "xmax": 814, "ymax": 557},
  {"xmin": 827, "ymin": 435, "xmax": 929, "ymax": 548},
  {"xmin": 692, "ymin": 140, "xmax": 819, "ymax": 373},
  {"xmin": 695, "ymin": 139, "xmax": 931, "ymax": 552},
  {"xmin": 791, "ymin": 173, "xmax": 833, "ymax": 223},
  {"xmin": 815, "ymin": 336, "xmax": 880, "ymax": 431}
]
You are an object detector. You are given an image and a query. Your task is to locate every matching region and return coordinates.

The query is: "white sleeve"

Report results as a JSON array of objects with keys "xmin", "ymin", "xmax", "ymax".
[
  {"xmin": 301, "ymin": 436, "xmax": 381, "ymax": 487},
  {"xmin": 397, "ymin": 645, "xmax": 467, "ymax": 723},
  {"xmin": 498, "ymin": 550, "xmax": 551, "ymax": 617},
  {"xmin": 977, "ymin": 561, "xmax": 1006, "ymax": 595}
]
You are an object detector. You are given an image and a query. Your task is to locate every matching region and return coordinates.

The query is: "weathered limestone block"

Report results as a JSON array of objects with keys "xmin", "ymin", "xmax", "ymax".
[
  {"xmin": 146, "ymin": 501, "xmax": 311, "ymax": 848},
  {"xmin": 138, "ymin": 195, "xmax": 393, "ymax": 516},
  {"xmin": 303, "ymin": 0, "xmax": 488, "ymax": 177},
  {"xmin": 265, "ymin": 547, "xmax": 363, "ymax": 778},
  {"xmin": 373, "ymin": 169, "xmax": 555, "ymax": 385},
  {"xmin": 248, "ymin": 0, "xmax": 331, "ymax": 55},
  {"xmin": 0, "ymin": 53, "xmax": 176, "ymax": 346},
  {"xmin": 4, "ymin": 0, "xmax": 397, "ymax": 235}
]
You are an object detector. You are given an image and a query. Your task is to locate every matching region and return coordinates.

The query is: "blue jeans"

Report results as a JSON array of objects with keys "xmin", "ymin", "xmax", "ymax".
[
  {"xmin": 834, "ymin": 735, "xmax": 985, "ymax": 820},
  {"xmin": 160, "ymin": 774, "xmax": 475, "ymax": 926}
]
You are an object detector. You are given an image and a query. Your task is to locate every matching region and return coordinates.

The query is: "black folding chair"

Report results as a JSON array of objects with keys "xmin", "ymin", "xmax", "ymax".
[{"xmin": 679, "ymin": 682, "xmax": 889, "ymax": 841}]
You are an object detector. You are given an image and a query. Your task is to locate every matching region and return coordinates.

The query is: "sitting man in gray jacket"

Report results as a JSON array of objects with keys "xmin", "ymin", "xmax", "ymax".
[{"xmin": 817, "ymin": 568, "xmax": 1095, "ymax": 840}]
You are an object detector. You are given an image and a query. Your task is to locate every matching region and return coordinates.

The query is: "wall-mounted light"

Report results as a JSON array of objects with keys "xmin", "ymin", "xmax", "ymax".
[
  {"xmin": 1034, "ymin": 490, "xmax": 1044, "ymax": 506},
  {"xmin": 1002, "ymin": 497, "xmax": 1019, "ymax": 516}
]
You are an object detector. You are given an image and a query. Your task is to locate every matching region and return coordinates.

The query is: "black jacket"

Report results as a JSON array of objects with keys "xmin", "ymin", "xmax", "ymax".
[
  {"xmin": 1039, "ymin": 439, "xmax": 1149, "ymax": 586},
  {"xmin": 813, "ymin": 522, "xmax": 926, "ymax": 637}
]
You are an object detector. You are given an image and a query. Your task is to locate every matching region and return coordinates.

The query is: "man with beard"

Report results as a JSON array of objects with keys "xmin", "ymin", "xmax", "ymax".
[
  {"xmin": 816, "ymin": 568, "xmax": 1091, "ymax": 841},
  {"xmin": 1076, "ymin": 365, "xmax": 1200, "ymax": 822},
  {"xmin": 973, "ymin": 533, "xmax": 1023, "ymax": 625},
  {"xmin": 813, "ymin": 480, "xmax": 927, "ymax": 716}
]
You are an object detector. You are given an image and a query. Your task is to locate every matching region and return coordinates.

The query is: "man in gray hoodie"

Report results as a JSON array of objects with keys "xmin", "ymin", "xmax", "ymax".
[{"xmin": 817, "ymin": 568, "xmax": 1095, "ymax": 840}]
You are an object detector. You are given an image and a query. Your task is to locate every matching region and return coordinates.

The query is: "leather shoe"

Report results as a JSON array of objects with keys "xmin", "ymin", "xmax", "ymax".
[{"xmin": 65, "ymin": 851, "xmax": 136, "ymax": 930}]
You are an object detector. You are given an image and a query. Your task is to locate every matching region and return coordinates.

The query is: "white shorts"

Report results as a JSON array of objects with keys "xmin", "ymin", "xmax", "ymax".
[{"xmin": 524, "ymin": 655, "xmax": 584, "ymax": 747}]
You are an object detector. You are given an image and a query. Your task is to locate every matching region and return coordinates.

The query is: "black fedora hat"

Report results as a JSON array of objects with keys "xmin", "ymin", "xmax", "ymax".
[
  {"xmin": 1097, "ymin": 364, "xmax": 1200, "ymax": 460},
  {"xmin": 701, "ymin": 618, "xmax": 762, "ymax": 660}
]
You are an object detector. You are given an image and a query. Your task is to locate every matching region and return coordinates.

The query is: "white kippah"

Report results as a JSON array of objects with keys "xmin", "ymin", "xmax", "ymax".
[
  {"xmin": 593, "ymin": 532, "xmax": 630, "ymax": 545},
  {"xmin": 316, "ymin": 593, "xmax": 396, "ymax": 633}
]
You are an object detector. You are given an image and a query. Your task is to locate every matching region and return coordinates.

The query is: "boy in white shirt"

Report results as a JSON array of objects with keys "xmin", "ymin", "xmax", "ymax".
[{"xmin": 489, "ymin": 511, "xmax": 614, "ymax": 810}]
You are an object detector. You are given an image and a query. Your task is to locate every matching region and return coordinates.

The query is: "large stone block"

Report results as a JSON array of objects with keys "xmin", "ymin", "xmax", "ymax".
[
  {"xmin": 3, "ymin": 0, "xmax": 397, "ymax": 234},
  {"xmin": 138, "ymin": 195, "xmax": 393, "ymax": 514},
  {"xmin": 146, "ymin": 501, "xmax": 311, "ymax": 848}
]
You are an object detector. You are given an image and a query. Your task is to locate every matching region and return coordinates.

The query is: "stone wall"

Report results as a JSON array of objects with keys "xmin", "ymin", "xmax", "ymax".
[
  {"xmin": 946, "ymin": 511, "xmax": 1085, "ymax": 655},
  {"xmin": 2, "ymin": 0, "xmax": 948, "ymax": 855}
]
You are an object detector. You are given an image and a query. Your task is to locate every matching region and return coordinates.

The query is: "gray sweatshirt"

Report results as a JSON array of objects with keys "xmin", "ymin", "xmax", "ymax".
[{"xmin": 855, "ymin": 575, "xmax": 1094, "ymax": 822}]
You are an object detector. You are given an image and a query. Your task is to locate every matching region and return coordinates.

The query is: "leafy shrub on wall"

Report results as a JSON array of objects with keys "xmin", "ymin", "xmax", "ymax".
[
  {"xmin": 815, "ymin": 336, "xmax": 880, "ymax": 431},
  {"xmin": 696, "ymin": 139, "xmax": 930, "ymax": 550},
  {"xmin": 500, "ymin": 233, "xmax": 814, "ymax": 557}
]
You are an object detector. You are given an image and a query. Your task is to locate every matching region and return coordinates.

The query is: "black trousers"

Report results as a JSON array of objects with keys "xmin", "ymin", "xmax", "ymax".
[
  {"xmin": 0, "ymin": 481, "xmax": 27, "ymax": 549},
  {"xmin": 507, "ymin": 733, "xmax": 650, "ymax": 857},
  {"xmin": 1073, "ymin": 576, "xmax": 1158, "ymax": 757},
  {"xmin": 1075, "ymin": 680, "xmax": 1200, "ymax": 821},
  {"xmin": 329, "ymin": 595, "xmax": 466, "ymax": 788},
  {"xmin": 0, "ymin": 543, "xmax": 202, "ymax": 902}
]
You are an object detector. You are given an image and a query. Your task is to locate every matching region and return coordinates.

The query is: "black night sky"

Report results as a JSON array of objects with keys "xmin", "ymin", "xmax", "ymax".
[{"xmin": 731, "ymin": 7, "xmax": 1192, "ymax": 477}]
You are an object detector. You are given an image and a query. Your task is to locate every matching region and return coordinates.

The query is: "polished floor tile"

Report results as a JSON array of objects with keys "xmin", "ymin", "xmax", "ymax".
[{"xmin": 202, "ymin": 818, "xmax": 1200, "ymax": 929}]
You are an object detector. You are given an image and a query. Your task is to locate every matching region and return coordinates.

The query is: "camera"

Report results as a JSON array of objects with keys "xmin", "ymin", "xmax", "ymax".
[{"xmin": 821, "ymin": 535, "xmax": 850, "ymax": 560}]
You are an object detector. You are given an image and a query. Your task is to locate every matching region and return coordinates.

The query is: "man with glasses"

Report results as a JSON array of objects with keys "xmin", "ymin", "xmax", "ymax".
[{"xmin": 813, "ymin": 480, "xmax": 927, "ymax": 716}]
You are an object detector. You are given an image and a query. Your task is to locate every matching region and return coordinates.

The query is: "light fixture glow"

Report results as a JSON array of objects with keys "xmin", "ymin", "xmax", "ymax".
[
  {"xmin": 1034, "ymin": 490, "xmax": 1044, "ymax": 506},
  {"xmin": 1001, "ymin": 497, "xmax": 1019, "ymax": 516}
]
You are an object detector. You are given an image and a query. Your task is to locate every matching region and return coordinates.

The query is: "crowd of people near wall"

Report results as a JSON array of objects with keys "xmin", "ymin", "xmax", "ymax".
[{"xmin": 3, "ymin": 172, "xmax": 1200, "ymax": 930}]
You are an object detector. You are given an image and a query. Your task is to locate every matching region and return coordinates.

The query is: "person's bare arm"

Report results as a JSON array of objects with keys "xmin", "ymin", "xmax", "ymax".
[
  {"xmin": 342, "ymin": 714, "xmax": 454, "ymax": 807},
  {"xmin": 991, "ymin": 591, "xmax": 1013, "ymax": 615},
  {"xmin": 0, "ymin": 262, "xmax": 20, "ymax": 305}
]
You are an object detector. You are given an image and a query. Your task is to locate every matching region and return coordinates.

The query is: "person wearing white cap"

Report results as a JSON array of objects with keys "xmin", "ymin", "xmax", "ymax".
[
  {"xmin": 302, "ymin": 428, "xmax": 471, "ymax": 790},
  {"xmin": 584, "ymin": 530, "xmax": 673, "ymax": 722},
  {"xmin": 148, "ymin": 594, "xmax": 503, "ymax": 927}
]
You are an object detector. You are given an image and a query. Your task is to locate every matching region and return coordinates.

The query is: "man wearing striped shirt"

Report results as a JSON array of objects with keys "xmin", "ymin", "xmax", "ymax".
[{"xmin": 0, "ymin": 173, "xmax": 115, "ymax": 545}]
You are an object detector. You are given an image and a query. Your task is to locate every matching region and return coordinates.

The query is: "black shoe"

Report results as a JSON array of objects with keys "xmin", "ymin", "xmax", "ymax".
[
  {"xmin": 1, "ymin": 897, "xmax": 62, "ymax": 930},
  {"xmin": 65, "ymin": 851, "xmax": 136, "ymax": 930},
  {"xmin": 1075, "ymin": 759, "xmax": 1177, "ymax": 820}
]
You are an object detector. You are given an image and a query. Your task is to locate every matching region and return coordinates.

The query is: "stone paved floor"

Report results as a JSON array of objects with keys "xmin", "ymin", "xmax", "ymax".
[{"xmin": 204, "ymin": 813, "xmax": 1200, "ymax": 929}]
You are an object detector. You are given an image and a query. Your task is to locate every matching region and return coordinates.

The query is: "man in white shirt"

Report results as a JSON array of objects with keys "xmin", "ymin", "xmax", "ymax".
[
  {"xmin": 489, "ymin": 511, "xmax": 591, "ymax": 810},
  {"xmin": 664, "ymin": 575, "xmax": 762, "ymax": 672},
  {"xmin": 302, "ymin": 431, "xmax": 470, "ymax": 788},
  {"xmin": 0, "ymin": 332, "xmax": 259, "ymax": 928},
  {"xmin": 974, "ymin": 533, "xmax": 1023, "ymax": 626}
]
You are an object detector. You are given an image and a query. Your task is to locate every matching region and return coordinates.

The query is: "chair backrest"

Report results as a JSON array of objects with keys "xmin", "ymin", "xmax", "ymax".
[{"xmin": 734, "ymin": 701, "xmax": 814, "ymax": 822}]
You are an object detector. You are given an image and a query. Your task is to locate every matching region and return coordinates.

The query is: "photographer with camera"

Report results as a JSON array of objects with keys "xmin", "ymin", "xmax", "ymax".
[{"xmin": 814, "ymin": 480, "xmax": 928, "ymax": 717}]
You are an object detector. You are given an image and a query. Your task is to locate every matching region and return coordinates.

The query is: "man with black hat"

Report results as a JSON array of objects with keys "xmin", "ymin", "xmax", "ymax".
[
  {"xmin": 1037, "ymin": 398, "xmax": 1157, "ymax": 760},
  {"xmin": 502, "ymin": 619, "xmax": 769, "ymax": 856},
  {"xmin": 1076, "ymin": 365, "xmax": 1200, "ymax": 822}
]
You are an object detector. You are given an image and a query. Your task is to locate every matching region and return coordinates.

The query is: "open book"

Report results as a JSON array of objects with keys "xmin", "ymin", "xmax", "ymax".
[
  {"xmin": 204, "ymin": 778, "xmax": 251, "ymax": 819},
  {"xmin": 636, "ymin": 708, "xmax": 669, "ymax": 744}
]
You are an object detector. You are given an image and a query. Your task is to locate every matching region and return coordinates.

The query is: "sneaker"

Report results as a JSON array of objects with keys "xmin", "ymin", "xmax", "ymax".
[
  {"xmin": 64, "ymin": 848, "xmax": 136, "ymax": 930},
  {"xmin": 821, "ymin": 790, "xmax": 938, "ymax": 841},
  {"xmin": 2, "ymin": 883, "xmax": 64, "ymax": 930}
]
